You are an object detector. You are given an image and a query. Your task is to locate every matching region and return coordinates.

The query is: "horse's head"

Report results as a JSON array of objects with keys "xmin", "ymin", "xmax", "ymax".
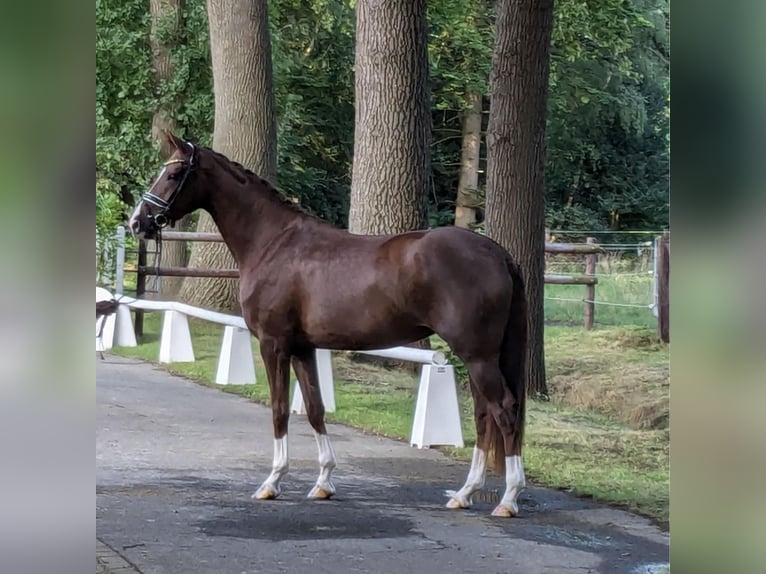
[{"xmin": 128, "ymin": 132, "xmax": 203, "ymax": 239}]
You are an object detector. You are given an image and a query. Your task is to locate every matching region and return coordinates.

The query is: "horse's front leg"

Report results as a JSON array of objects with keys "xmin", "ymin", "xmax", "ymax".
[
  {"xmin": 292, "ymin": 350, "xmax": 337, "ymax": 499},
  {"xmin": 252, "ymin": 340, "xmax": 291, "ymax": 500}
]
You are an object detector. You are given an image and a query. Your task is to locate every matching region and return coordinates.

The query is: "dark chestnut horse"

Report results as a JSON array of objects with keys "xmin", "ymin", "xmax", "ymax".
[{"xmin": 129, "ymin": 133, "xmax": 528, "ymax": 517}]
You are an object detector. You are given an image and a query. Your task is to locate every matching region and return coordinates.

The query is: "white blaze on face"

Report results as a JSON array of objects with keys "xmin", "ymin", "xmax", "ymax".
[{"xmin": 127, "ymin": 199, "xmax": 144, "ymax": 236}]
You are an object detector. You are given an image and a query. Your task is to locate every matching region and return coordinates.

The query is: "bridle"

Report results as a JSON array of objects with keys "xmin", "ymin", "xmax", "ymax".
[
  {"xmin": 141, "ymin": 142, "xmax": 196, "ymax": 229},
  {"xmin": 133, "ymin": 141, "xmax": 196, "ymax": 296}
]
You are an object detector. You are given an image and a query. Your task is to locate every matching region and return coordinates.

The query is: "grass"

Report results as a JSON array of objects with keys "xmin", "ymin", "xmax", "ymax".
[
  {"xmin": 544, "ymin": 274, "xmax": 655, "ymax": 328},
  {"xmin": 112, "ymin": 314, "xmax": 669, "ymax": 528}
]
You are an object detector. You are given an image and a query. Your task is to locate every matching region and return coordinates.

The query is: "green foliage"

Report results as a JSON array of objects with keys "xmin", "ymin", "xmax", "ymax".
[
  {"xmin": 428, "ymin": 0, "xmax": 670, "ymax": 233},
  {"xmin": 96, "ymin": 178, "xmax": 127, "ymax": 286},
  {"xmin": 269, "ymin": 0, "xmax": 356, "ymax": 225},
  {"xmin": 96, "ymin": 0, "xmax": 213, "ymax": 216},
  {"xmin": 431, "ymin": 336, "xmax": 469, "ymax": 386},
  {"xmin": 428, "ymin": 0, "xmax": 493, "ymax": 111},
  {"xmin": 427, "ymin": 0, "xmax": 493, "ymax": 225},
  {"xmin": 545, "ymin": 0, "xmax": 670, "ymax": 231},
  {"xmin": 97, "ymin": 0, "xmax": 669, "ymax": 240}
]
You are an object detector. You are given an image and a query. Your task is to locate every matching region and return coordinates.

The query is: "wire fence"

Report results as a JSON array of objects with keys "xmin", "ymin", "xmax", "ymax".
[{"xmin": 544, "ymin": 234, "xmax": 661, "ymax": 328}]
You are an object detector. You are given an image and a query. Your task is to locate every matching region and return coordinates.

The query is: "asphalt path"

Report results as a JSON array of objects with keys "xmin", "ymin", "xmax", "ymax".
[{"xmin": 96, "ymin": 356, "xmax": 669, "ymax": 574}]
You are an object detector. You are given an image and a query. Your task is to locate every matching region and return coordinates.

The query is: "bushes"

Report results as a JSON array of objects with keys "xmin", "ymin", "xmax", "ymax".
[{"xmin": 96, "ymin": 179, "xmax": 128, "ymax": 287}]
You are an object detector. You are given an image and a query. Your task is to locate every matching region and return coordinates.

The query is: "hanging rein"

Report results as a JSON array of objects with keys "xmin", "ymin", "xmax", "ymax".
[{"xmin": 139, "ymin": 143, "xmax": 197, "ymax": 283}]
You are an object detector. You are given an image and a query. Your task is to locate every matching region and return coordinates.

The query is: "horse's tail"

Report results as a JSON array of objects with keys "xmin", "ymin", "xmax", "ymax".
[{"xmin": 487, "ymin": 257, "xmax": 528, "ymax": 475}]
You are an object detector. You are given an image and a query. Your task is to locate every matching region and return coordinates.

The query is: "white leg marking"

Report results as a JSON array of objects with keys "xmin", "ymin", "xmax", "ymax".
[
  {"xmin": 307, "ymin": 431, "xmax": 337, "ymax": 499},
  {"xmin": 252, "ymin": 436, "xmax": 289, "ymax": 500},
  {"xmin": 491, "ymin": 455, "xmax": 526, "ymax": 517},
  {"xmin": 445, "ymin": 447, "xmax": 487, "ymax": 509}
]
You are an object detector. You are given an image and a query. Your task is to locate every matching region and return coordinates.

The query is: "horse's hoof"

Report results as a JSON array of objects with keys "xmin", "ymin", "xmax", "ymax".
[
  {"xmin": 307, "ymin": 484, "xmax": 335, "ymax": 500},
  {"xmin": 252, "ymin": 484, "xmax": 280, "ymax": 500},
  {"xmin": 445, "ymin": 490, "xmax": 471, "ymax": 509},
  {"xmin": 491, "ymin": 503, "xmax": 518, "ymax": 517}
]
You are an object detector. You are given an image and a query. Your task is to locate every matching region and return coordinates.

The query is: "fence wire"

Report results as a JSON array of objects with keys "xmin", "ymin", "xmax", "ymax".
[{"xmin": 544, "ymin": 240, "xmax": 659, "ymax": 327}]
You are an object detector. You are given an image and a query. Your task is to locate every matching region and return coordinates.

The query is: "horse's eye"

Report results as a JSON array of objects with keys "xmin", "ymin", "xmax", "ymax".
[{"xmin": 168, "ymin": 172, "xmax": 179, "ymax": 181}]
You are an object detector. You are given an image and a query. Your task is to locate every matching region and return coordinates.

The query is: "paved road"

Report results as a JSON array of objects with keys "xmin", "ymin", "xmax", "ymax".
[{"xmin": 97, "ymin": 356, "xmax": 669, "ymax": 574}]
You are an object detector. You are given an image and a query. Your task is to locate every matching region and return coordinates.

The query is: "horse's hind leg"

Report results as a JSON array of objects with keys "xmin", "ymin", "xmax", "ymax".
[
  {"xmin": 292, "ymin": 350, "xmax": 337, "ymax": 500},
  {"xmin": 445, "ymin": 388, "xmax": 489, "ymax": 509},
  {"xmin": 455, "ymin": 358, "xmax": 525, "ymax": 517},
  {"xmin": 479, "ymin": 361, "xmax": 525, "ymax": 518},
  {"xmin": 252, "ymin": 340, "xmax": 291, "ymax": 500}
]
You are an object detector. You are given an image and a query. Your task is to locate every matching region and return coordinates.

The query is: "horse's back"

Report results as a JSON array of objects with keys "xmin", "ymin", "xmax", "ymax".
[
  {"xmin": 410, "ymin": 227, "xmax": 513, "ymax": 285},
  {"xmin": 247, "ymin": 224, "xmax": 515, "ymax": 348}
]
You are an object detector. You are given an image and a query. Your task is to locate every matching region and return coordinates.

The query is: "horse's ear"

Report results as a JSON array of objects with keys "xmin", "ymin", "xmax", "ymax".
[{"xmin": 163, "ymin": 131, "xmax": 186, "ymax": 151}]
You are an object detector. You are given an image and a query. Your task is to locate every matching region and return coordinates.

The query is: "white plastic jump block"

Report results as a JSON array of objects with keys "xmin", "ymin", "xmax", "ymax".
[
  {"xmin": 410, "ymin": 364, "xmax": 464, "ymax": 448},
  {"xmin": 290, "ymin": 349, "xmax": 336, "ymax": 413},
  {"xmin": 113, "ymin": 304, "xmax": 137, "ymax": 347},
  {"xmin": 159, "ymin": 310, "xmax": 195, "ymax": 363},
  {"xmin": 95, "ymin": 287, "xmax": 137, "ymax": 350},
  {"xmin": 215, "ymin": 326, "xmax": 256, "ymax": 385}
]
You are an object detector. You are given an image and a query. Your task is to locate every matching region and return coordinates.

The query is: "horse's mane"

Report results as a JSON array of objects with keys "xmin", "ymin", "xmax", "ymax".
[{"xmin": 202, "ymin": 146, "xmax": 314, "ymax": 218}]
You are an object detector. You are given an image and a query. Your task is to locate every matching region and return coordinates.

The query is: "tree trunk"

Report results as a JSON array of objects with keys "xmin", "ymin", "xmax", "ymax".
[
  {"xmin": 455, "ymin": 91, "xmax": 483, "ymax": 229},
  {"xmin": 149, "ymin": 0, "xmax": 187, "ymax": 299},
  {"xmin": 484, "ymin": 0, "xmax": 554, "ymax": 398},
  {"xmin": 349, "ymin": 0, "xmax": 431, "ymax": 370},
  {"xmin": 348, "ymin": 0, "xmax": 430, "ymax": 235},
  {"xmin": 149, "ymin": 0, "xmax": 183, "ymax": 159},
  {"xmin": 179, "ymin": 0, "xmax": 277, "ymax": 311}
]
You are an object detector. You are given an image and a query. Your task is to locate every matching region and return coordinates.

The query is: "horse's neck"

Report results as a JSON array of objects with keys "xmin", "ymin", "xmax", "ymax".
[{"xmin": 205, "ymin": 176, "xmax": 304, "ymax": 265}]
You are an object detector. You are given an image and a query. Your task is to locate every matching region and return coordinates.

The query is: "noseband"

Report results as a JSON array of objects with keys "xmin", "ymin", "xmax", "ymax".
[{"xmin": 141, "ymin": 143, "xmax": 196, "ymax": 229}]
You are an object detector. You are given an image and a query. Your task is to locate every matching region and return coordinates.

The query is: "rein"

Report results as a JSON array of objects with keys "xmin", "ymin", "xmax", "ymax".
[{"xmin": 140, "ymin": 142, "xmax": 197, "ymax": 294}]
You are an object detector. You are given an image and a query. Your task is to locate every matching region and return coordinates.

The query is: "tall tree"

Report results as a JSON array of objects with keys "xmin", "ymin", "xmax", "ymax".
[
  {"xmin": 179, "ymin": 0, "xmax": 277, "ymax": 310},
  {"xmin": 484, "ymin": 0, "xmax": 554, "ymax": 397},
  {"xmin": 348, "ymin": 0, "xmax": 430, "ymax": 234},
  {"xmin": 454, "ymin": 91, "xmax": 483, "ymax": 228},
  {"xmin": 149, "ymin": 0, "xmax": 188, "ymax": 298},
  {"xmin": 427, "ymin": 0, "xmax": 491, "ymax": 229},
  {"xmin": 150, "ymin": 0, "xmax": 184, "ymax": 159}
]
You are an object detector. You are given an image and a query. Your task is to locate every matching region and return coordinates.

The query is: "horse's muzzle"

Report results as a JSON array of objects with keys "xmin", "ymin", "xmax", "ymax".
[{"xmin": 128, "ymin": 216, "xmax": 158, "ymax": 240}]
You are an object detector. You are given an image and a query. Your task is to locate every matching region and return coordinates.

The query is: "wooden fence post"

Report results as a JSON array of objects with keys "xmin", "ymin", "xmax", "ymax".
[
  {"xmin": 657, "ymin": 231, "xmax": 670, "ymax": 342},
  {"xmin": 114, "ymin": 225, "xmax": 126, "ymax": 295},
  {"xmin": 584, "ymin": 237, "xmax": 596, "ymax": 329},
  {"xmin": 135, "ymin": 239, "xmax": 147, "ymax": 338}
]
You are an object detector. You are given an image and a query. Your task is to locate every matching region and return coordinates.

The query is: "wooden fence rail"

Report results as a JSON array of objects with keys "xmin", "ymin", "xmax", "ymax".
[
  {"xmin": 656, "ymin": 231, "xmax": 670, "ymax": 342},
  {"xmin": 120, "ymin": 229, "xmax": 601, "ymax": 330}
]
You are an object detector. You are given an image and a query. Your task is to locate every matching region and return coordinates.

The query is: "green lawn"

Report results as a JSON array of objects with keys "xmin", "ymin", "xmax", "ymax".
[
  {"xmin": 544, "ymin": 274, "xmax": 655, "ymax": 328},
  {"xmin": 111, "ymin": 313, "xmax": 669, "ymax": 528}
]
